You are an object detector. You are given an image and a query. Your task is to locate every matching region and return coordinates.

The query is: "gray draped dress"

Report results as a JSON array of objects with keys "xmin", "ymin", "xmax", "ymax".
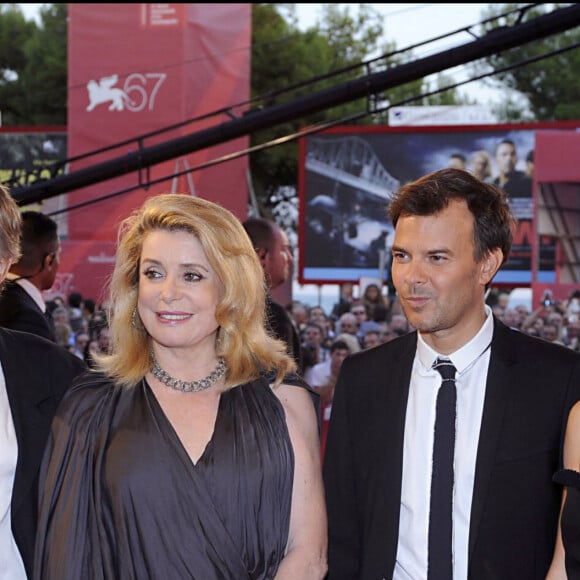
[{"xmin": 34, "ymin": 370, "xmax": 316, "ymax": 579}]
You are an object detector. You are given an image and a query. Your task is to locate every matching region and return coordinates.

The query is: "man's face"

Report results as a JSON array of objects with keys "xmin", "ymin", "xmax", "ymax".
[
  {"xmin": 363, "ymin": 332, "xmax": 381, "ymax": 349},
  {"xmin": 330, "ymin": 347, "xmax": 349, "ymax": 373},
  {"xmin": 542, "ymin": 325, "xmax": 559, "ymax": 342},
  {"xmin": 303, "ymin": 325, "xmax": 323, "ymax": 346},
  {"xmin": 310, "ymin": 307, "xmax": 325, "ymax": 323},
  {"xmin": 339, "ymin": 315, "xmax": 358, "ymax": 335},
  {"xmin": 350, "ymin": 305, "xmax": 367, "ymax": 322},
  {"xmin": 391, "ymin": 199, "xmax": 500, "ymax": 352},
  {"xmin": 75, "ymin": 332, "xmax": 89, "ymax": 352},
  {"xmin": 264, "ymin": 227, "xmax": 293, "ymax": 290},
  {"xmin": 495, "ymin": 142, "xmax": 518, "ymax": 176}
]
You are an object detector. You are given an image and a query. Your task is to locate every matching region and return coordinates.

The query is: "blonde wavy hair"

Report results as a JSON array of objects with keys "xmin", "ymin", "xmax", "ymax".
[
  {"xmin": 0, "ymin": 185, "xmax": 22, "ymax": 264},
  {"xmin": 95, "ymin": 193, "xmax": 295, "ymax": 388}
]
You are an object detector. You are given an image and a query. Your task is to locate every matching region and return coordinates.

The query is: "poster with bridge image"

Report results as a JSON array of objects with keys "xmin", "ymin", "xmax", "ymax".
[{"xmin": 298, "ymin": 122, "xmax": 576, "ymax": 286}]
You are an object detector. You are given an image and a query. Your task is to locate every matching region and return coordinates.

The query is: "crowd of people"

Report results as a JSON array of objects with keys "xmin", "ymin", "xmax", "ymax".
[
  {"xmin": 44, "ymin": 293, "xmax": 111, "ymax": 366},
  {"xmin": 3, "ymin": 167, "xmax": 580, "ymax": 579},
  {"xmin": 488, "ymin": 287, "xmax": 580, "ymax": 351}
]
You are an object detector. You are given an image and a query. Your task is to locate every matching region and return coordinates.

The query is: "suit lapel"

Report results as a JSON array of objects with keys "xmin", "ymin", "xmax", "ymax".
[
  {"xmin": 0, "ymin": 331, "xmax": 54, "ymax": 515},
  {"xmin": 373, "ymin": 333, "xmax": 417, "ymax": 565},
  {"xmin": 468, "ymin": 320, "xmax": 515, "ymax": 558}
]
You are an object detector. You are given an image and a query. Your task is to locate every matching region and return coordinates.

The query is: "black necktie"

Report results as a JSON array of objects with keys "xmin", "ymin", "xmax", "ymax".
[{"xmin": 428, "ymin": 357, "xmax": 457, "ymax": 579}]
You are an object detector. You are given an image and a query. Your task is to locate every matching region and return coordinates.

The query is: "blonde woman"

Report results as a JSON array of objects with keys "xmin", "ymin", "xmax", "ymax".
[{"xmin": 34, "ymin": 194, "xmax": 327, "ymax": 579}]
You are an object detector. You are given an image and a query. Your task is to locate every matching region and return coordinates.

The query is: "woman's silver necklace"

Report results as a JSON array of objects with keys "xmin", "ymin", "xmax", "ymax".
[{"xmin": 151, "ymin": 356, "xmax": 227, "ymax": 393}]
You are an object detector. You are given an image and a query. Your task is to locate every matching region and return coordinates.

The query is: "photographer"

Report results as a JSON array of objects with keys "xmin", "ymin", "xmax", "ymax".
[{"xmin": 521, "ymin": 290, "xmax": 566, "ymax": 339}]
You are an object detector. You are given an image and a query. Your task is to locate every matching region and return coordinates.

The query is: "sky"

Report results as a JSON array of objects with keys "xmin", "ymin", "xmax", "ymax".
[
  {"xmin": 292, "ymin": 3, "xmax": 503, "ymax": 104},
  {"xmin": 293, "ymin": 3, "xmax": 492, "ymax": 49},
  {"xmin": 19, "ymin": 3, "xmax": 493, "ymax": 40}
]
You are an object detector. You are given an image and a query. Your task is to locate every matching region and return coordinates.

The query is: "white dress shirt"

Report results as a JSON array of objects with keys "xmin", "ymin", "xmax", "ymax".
[
  {"xmin": 0, "ymin": 362, "xmax": 27, "ymax": 580},
  {"xmin": 304, "ymin": 359, "xmax": 334, "ymax": 420},
  {"xmin": 304, "ymin": 358, "xmax": 332, "ymax": 388},
  {"xmin": 394, "ymin": 306, "xmax": 494, "ymax": 580}
]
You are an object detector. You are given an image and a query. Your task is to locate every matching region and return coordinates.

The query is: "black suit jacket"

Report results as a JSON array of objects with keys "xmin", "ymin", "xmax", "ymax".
[
  {"xmin": 266, "ymin": 294, "xmax": 303, "ymax": 373},
  {"xmin": 0, "ymin": 280, "xmax": 56, "ymax": 342},
  {"xmin": 323, "ymin": 318, "xmax": 580, "ymax": 579},
  {"xmin": 2, "ymin": 328, "xmax": 86, "ymax": 577}
]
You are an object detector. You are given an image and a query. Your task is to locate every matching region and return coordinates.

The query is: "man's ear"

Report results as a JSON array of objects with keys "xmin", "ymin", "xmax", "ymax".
[
  {"xmin": 480, "ymin": 247, "xmax": 503, "ymax": 286},
  {"xmin": 43, "ymin": 252, "xmax": 56, "ymax": 269}
]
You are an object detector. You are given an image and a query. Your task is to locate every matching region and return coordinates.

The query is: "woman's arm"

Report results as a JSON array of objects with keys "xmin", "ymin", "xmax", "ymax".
[
  {"xmin": 546, "ymin": 399, "xmax": 580, "ymax": 579},
  {"xmin": 273, "ymin": 383, "xmax": 328, "ymax": 580},
  {"xmin": 546, "ymin": 488, "xmax": 567, "ymax": 579}
]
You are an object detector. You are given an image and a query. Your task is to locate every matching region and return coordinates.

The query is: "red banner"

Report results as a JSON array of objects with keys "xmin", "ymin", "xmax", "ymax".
[{"xmin": 63, "ymin": 3, "xmax": 251, "ymax": 301}]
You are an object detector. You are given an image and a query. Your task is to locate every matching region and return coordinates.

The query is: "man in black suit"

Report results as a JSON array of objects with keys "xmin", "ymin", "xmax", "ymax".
[
  {"xmin": 0, "ymin": 210, "xmax": 61, "ymax": 341},
  {"xmin": 243, "ymin": 217, "xmax": 303, "ymax": 372},
  {"xmin": 323, "ymin": 168, "xmax": 580, "ymax": 579},
  {"xmin": 0, "ymin": 186, "xmax": 85, "ymax": 578}
]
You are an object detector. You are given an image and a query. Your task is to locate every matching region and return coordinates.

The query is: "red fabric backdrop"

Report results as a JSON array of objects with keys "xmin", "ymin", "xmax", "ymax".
[{"xmin": 50, "ymin": 3, "xmax": 251, "ymax": 303}]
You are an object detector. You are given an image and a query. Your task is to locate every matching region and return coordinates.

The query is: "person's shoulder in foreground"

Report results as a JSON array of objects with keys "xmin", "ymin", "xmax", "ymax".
[{"xmin": 2, "ymin": 327, "xmax": 86, "ymax": 577}]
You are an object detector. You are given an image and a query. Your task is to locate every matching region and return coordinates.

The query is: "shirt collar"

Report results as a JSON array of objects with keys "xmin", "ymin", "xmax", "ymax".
[
  {"xmin": 5, "ymin": 272, "xmax": 47, "ymax": 313},
  {"xmin": 417, "ymin": 305, "xmax": 494, "ymax": 374}
]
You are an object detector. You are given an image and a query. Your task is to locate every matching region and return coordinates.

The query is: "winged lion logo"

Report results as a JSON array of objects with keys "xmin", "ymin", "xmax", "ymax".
[{"xmin": 86, "ymin": 74, "xmax": 131, "ymax": 112}]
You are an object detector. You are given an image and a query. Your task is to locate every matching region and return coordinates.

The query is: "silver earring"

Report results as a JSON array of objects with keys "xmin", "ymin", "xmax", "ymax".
[{"xmin": 131, "ymin": 307, "xmax": 138, "ymax": 328}]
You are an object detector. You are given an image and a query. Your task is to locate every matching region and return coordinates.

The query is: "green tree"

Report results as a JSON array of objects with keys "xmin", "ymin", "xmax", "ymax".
[
  {"xmin": 20, "ymin": 3, "xmax": 68, "ymax": 125},
  {"xmin": 249, "ymin": 4, "xmax": 464, "ymax": 219},
  {"xmin": 475, "ymin": 3, "xmax": 580, "ymax": 121},
  {"xmin": 0, "ymin": 4, "xmax": 38, "ymax": 125},
  {"xmin": 0, "ymin": 4, "xmax": 67, "ymax": 125}
]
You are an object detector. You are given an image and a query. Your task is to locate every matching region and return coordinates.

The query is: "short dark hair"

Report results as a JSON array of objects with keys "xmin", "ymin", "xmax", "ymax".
[
  {"xmin": 330, "ymin": 340, "xmax": 350, "ymax": 353},
  {"xmin": 388, "ymin": 168, "xmax": 514, "ymax": 266},
  {"xmin": 68, "ymin": 292, "xmax": 83, "ymax": 308},
  {"xmin": 304, "ymin": 321, "xmax": 323, "ymax": 335},
  {"xmin": 16, "ymin": 211, "xmax": 58, "ymax": 270},
  {"xmin": 495, "ymin": 138, "xmax": 517, "ymax": 155},
  {"xmin": 242, "ymin": 217, "xmax": 277, "ymax": 252},
  {"xmin": 83, "ymin": 298, "xmax": 96, "ymax": 315}
]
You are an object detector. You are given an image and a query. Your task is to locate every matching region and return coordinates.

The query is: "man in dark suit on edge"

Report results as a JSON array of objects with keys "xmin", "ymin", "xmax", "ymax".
[
  {"xmin": 323, "ymin": 168, "xmax": 580, "ymax": 579},
  {"xmin": 0, "ymin": 185, "xmax": 85, "ymax": 578},
  {"xmin": 243, "ymin": 217, "xmax": 303, "ymax": 373}
]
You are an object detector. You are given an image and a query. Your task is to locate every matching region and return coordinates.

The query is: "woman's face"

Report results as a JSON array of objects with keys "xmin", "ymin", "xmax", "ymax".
[
  {"xmin": 472, "ymin": 155, "xmax": 489, "ymax": 176},
  {"xmin": 137, "ymin": 229, "xmax": 222, "ymax": 354},
  {"xmin": 365, "ymin": 285, "xmax": 379, "ymax": 301}
]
